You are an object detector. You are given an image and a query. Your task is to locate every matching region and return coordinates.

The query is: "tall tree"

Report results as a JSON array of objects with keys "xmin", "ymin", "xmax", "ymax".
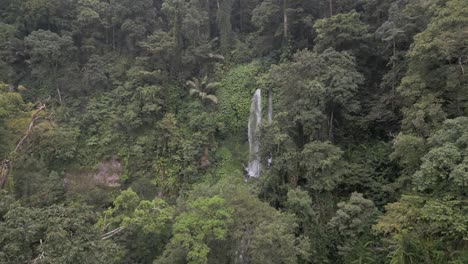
[{"xmin": 24, "ymin": 30, "xmax": 74, "ymax": 103}]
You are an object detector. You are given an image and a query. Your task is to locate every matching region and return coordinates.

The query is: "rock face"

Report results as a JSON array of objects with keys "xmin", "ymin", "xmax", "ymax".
[
  {"xmin": 64, "ymin": 157, "xmax": 121, "ymax": 192},
  {"xmin": 94, "ymin": 157, "xmax": 121, "ymax": 187},
  {"xmin": 200, "ymin": 147, "xmax": 211, "ymax": 169}
]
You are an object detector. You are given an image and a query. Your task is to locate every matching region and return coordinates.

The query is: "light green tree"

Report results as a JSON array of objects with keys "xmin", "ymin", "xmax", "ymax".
[
  {"xmin": 156, "ymin": 196, "xmax": 232, "ymax": 264},
  {"xmin": 328, "ymin": 192, "xmax": 379, "ymax": 261},
  {"xmin": 412, "ymin": 117, "xmax": 468, "ymax": 195},
  {"xmin": 186, "ymin": 76, "xmax": 220, "ymax": 105},
  {"xmin": 313, "ymin": 10, "xmax": 369, "ymax": 54}
]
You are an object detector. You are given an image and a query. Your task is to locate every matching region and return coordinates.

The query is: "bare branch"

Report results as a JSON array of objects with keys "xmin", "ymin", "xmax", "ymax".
[
  {"xmin": 102, "ymin": 226, "xmax": 126, "ymax": 240},
  {"xmin": 0, "ymin": 104, "xmax": 46, "ymax": 189}
]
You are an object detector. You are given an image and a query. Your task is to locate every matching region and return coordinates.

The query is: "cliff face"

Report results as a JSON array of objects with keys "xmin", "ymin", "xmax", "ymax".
[{"xmin": 64, "ymin": 157, "xmax": 122, "ymax": 192}]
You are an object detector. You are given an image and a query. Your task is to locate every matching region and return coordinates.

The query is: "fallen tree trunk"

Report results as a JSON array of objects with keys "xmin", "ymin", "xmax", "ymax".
[
  {"xmin": 102, "ymin": 226, "xmax": 125, "ymax": 240},
  {"xmin": 0, "ymin": 104, "xmax": 46, "ymax": 189},
  {"xmin": 0, "ymin": 159, "xmax": 10, "ymax": 190}
]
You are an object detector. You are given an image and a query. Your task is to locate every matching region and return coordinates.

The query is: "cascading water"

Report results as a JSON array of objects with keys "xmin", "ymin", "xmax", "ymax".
[{"xmin": 247, "ymin": 89, "xmax": 262, "ymax": 178}]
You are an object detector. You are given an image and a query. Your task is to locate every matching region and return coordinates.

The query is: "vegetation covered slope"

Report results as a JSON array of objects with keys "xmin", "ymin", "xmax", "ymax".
[{"xmin": 0, "ymin": 0, "xmax": 466, "ymax": 263}]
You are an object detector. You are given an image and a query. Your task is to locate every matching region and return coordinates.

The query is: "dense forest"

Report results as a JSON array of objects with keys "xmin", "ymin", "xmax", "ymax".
[{"xmin": 0, "ymin": 0, "xmax": 467, "ymax": 263}]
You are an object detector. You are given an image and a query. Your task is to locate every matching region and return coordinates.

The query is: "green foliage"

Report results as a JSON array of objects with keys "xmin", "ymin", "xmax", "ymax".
[
  {"xmin": 343, "ymin": 141, "xmax": 400, "ymax": 207},
  {"xmin": 250, "ymin": 0, "xmax": 317, "ymax": 55},
  {"xmin": 313, "ymin": 10, "xmax": 369, "ymax": 53},
  {"xmin": 0, "ymin": 85, "xmax": 30, "ymax": 158},
  {"xmin": 104, "ymin": 189, "xmax": 174, "ymax": 234},
  {"xmin": 391, "ymin": 133, "xmax": 426, "ymax": 176},
  {"xmin": 217, "ymin": 62, "xmax": 262, "ymax": 134},
  {"xmin": 217, "ymin": 0, "xmax": 234, "ymax": 53},
  {"xmin": 132, "ymin": 199, "xmax": 174, "ymax": 234},
  {"xmin": 151, "ymin": 112, "xmax": 213, "ymax": 196},
  {"xmin": 100, "ymin": 189, "xmax": 174, "ymax": 263},
  {"xmin": 25, "ymin": 30, "xmax": 74, "ymax": 65},
  {"xmin": 219, "ymin": 181, "xmax": 310, "ymax": 264},
  {"xmin": 12, "ymin": 156, "xmax": 49, "ymax": 203},
  {"xmin": 268, "ymin": 48, "xmax": 364, "ymax": 142},
  {"xmin": 328, "ymin": 192, "xmax": 379, "ymax": 259},
  {"xmin": 0, "ymin": 192, "xmax": 121, "ymax": 264},
  {"xmin": 101, "ymin": 188, "xmax": 175, "ymax": 234},
  {"xmin": 285, "ymin": 188, "xmax": 315, "ymax": 233},
  {"xmin": 400, "ymin": 95, "xmax": 447, "ymax": 137},
  {"xmin": 374, "ymin": 195, "xmax": 467, "ymax": 263},
  {"xmin": 158, "ymin": 196, "xmax": 233, "ymax": 264},
  {"xmin": 210, "ymin": 141, "xmax": 246, "ymax": 180},
  {"xmin": 187, "ymin": 76, "xmax": 220, "ymax": 105},
  {"xmin": 0, "ymin": 1, "xmax": 466, "ymax": 263},
  {"xmin": 301, "ymin": 141, "xmax": 345, "ymax": 191},
  {"xmin": 31, "ymin": 123, "xmax": 80, "ymax": 165},
  {"xmin": 102, "ymin": 188, "xmax": 141, "ymax": 223},
  {"xmin": 249, "ymin": 213, "xmax": 301, "ymax": 264},
  {"xmin": 139, "ymin": 30, "xmax": 177, "ymax": 74},
  {"xmin": 398, "ymin": 0, "xmax": 468, "ymax": 135},
  {"xmin": 258, "ymin": 48, "xmax": 362, "ymax": 209},
  {"xmin": 0, "ymin": 23, "xmax": 17, "ymax": 80},
  {"xmin": 412, "ymin": 117, "xmax": 468, "ymax": 195},
  {"xmin": 285, "ymin": 188, "xmax": 326, "ymax": 263},
  {"xmin": 25, "ymin": 29, "xmax": 75, "ymax": 98}
]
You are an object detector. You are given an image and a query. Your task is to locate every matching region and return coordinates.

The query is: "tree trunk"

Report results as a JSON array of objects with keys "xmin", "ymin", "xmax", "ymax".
[
  {"xmin": 391, "ymin": 38, "xmax": 396, "ymax": 110},
  {"xmin": 328, "ymin": 110, "xmax": 334, "ymax": 141},
  {"xmin": 57, "ymin": 88, "xmax": 63, "ymax": 105},
  {"xmin": 105, "ymin": 27, "xmax": 109, "ymax": 46},
  {"xmin": 172, "ymin": 11, "xmax": 183, "ymax": 77},
  {"xmin": 54, "ymin": 63, "xmax": 63, "ymax": 105},
  {"xmin": 296, "ymin": 123, "xmax": 305, "ymax": 149},
  {"xmin": 329, "ymin": 0, "xmax": 333, "ymax": 17},
  {"xmin": 283, "ymin": 0, "xmax": 288, "ymax": 42},
  {"xmin": 112, "ymin": 25, "xmax": 116, "ymax": 50},
  {"xmin": 158, "ymin": 161, "xmax": 167, "ymax": 198},
  {"xmin": 0, "ymin": 104, "xmax": 46, "ymax": 189},
  {"xmin": 289, "ymin": 174, "xmax": 297, "ymax": 188},
  {"xmin": 459, "ymin": 55, "xmax": 465, "ymax": 75},
  {"xmin": 0, "ymin": 160, "xmax": 10, "ymax": 189},
  {"xmin": 239, "ymin": 0, "xmax": 243, "ymax": 33}
]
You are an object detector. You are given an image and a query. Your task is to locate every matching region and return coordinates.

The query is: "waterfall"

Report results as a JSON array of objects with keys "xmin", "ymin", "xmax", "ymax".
[{"xmin": 247, "ymin": 89, "xmax": 262, "ymax": 178}]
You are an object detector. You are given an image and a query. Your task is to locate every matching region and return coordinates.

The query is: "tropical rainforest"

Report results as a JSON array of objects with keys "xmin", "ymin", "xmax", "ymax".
[{"xmin": 0, "ymin": 0, "xmax": 467, "ymax": 263}]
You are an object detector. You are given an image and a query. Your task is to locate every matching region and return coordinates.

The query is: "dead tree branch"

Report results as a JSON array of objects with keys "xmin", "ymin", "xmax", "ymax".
[
  {"xmin": 102, "ymin": 226, "xmax": 125, "ymax": 240},
  {"xmin": 0, "ymin": 104, "xmax": 46, "ymax": 189}
]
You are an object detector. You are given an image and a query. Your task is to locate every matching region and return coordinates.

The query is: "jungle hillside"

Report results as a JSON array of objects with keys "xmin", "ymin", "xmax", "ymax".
[{"xmin": 0, "ymin": 0, "xmax": 467, "ymax": 263}]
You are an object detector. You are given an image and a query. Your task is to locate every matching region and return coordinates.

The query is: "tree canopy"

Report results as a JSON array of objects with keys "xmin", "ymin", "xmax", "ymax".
[{"xmin": 0, "ymin": 0, "xmax": 466, "ymax": 263}]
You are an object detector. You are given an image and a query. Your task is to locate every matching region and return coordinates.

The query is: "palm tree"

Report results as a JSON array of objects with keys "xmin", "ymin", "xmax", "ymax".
[{"xmin": 186, "ymin": 76, "xmax": 220, "ymax": 104}]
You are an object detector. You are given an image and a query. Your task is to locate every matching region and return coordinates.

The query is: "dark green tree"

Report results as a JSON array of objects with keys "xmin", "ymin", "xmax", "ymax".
[{"xmin": 0, "ymin": 192, "xmax": 121, "ymax": 264}]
